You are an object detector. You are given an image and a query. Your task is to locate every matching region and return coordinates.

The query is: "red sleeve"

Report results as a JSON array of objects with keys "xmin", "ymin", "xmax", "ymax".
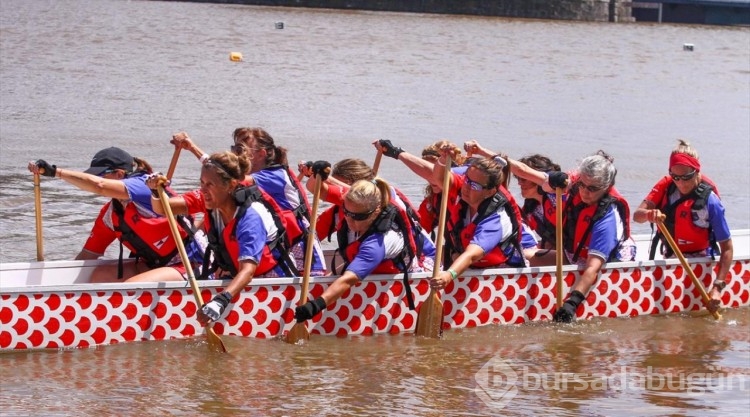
[
  {"xmin": 82, "ymin": 202, "xmax": 117, "ymax": 255},
  {"xmin": 181, "ymin": 189, "xmax": 205, "ymax": 215},
  {"xmin": 324, "ymin": 183, "xmax": 347, "ymax": 205},
  {"xmin": 644, "ymin": 176, "xmax": 672, "ymax": 206},
  {"xmin": 418, "ymin": 196, "xmax": 435, "ymax": 232}
]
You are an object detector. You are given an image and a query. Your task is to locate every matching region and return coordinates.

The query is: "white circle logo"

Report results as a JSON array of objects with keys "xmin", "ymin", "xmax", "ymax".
[{"xmin": 474, "ymin": 355, "xmax": 518, "ymax": 410}]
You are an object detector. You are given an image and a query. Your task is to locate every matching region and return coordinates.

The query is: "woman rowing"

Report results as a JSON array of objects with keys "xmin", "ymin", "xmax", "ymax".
[
  {"xmin": 428, "ymin": 145, "xmax": 534, "ymax": 293},
  {"xmin": 170, "ymin": 129, "xmax": 326, "ymax": 277},
  {"xmin": 372, "ymin": 139, "xmax": 466, "ymax": 237},
  {"xmin": 633, "ymin": 139, "xmax": 732, "ymax": 313},
  {"xmin": 301, "ymin": 157, "xmax": 437, "ymax": 264},
  {"xmin": 145, "ymin": 151, "xmax": 297, "ymax": 324},
  {"xmin": 28, "ymin": 147, "xmax": 197, "ymax": 282},
  {"xmin": 517, "ymin": 150, "xmax": 636, "ymax": 322},
  {"xmin": 294, "ymin": 175, "xmax": 432, "ymax": 323}
]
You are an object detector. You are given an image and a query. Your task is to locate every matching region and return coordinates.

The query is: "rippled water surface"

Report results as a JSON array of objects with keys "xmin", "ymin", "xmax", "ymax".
[{"xmin": 1, "ymin": 0, "xmax": 749, "ymax": 415}]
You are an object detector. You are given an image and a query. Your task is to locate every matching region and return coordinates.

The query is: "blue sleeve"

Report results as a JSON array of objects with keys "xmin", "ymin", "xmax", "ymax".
[
  {"xmin": 587, "ymin": 206, "xmax": 619, "ymax": 261},
  {"xmin": 346, "ymin": 234, "xmax": 387, "ymax": 280},
  {"xmin": 252, "ymin": 171, "xmax": 292, "ymax": 210},
  {"xmin": 471, "ymin": 213, "xmax": 504, "ymax": 254},
  {"xmin": 235, "ymin": 208, "xmax": 268, "ymax": 263},
  {"xmin": 122, "ymin": 175, "xmax": 154, "ymax": 213},
  {"xmin": 707, "ymin": 194, "xmax": 731, "ymax": 242},
  {"xmin": 520, "ymin": 224, "xmax": 539, "ymax": 249}
]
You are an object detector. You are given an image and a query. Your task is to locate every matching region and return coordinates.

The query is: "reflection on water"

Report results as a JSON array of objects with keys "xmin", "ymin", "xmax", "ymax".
[{"xmin": 1, "ymin": 309, "xmax": 748, "ymax": 416}]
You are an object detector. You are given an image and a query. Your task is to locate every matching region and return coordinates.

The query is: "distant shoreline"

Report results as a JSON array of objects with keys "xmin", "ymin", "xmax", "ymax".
[
  {"xmin": 161, "ymin": 0, "xmax": 633, "ymax": 23},
  {"xmin": 158, "ymin": 0, "xmax": 750, "ymax": 25}
]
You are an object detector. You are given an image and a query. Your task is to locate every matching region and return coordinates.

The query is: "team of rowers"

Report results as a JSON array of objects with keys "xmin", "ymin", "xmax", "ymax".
[{"xmin": 27, "ymin": 129, "xmax": 733, "ymax": 325}]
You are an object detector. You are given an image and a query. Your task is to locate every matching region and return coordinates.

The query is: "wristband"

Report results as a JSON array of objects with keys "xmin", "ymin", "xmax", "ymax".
[
  {"xmin": 199, "ymin": 153, "xmax": 210, "ymax": 164},
  {"xmin": 712, "ymin": 280, "xmax": 727, "ymax": 291},
  {"xmin": 448, "ymin": 269, "xmax": 458, "ymax": 281}
]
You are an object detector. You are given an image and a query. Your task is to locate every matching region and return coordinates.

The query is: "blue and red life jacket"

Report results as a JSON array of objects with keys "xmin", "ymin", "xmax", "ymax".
[
  {"xmin": 563, "ymin": 185, "xmax": 631, "ymax": 263},
  {"xmin": 335, "ymin": 203, "xmax": 421, "ymax": 309},
  {"xmin": 649, "ymin": 181, "xmax": 717, "ymax": 259},
  {"xmin": 445, "ymin": 187, "xmax": 526, "ymax": 268},
  {"xmin": 200, "ymin": 184, "xmax": 298, "ymax": 279}
]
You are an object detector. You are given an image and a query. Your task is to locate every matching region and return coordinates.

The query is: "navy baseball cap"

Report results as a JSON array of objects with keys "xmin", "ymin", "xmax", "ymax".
[{"xmin": 84, "ymin": 147, "xmax": 135, "ymax": 175}]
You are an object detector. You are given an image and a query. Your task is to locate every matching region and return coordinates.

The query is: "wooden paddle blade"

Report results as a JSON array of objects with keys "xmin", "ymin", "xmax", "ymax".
[
  {"xmin": 415, "ymin": 291, "xmax": 443, "ymax": 338},
  {"xmin": 687, "ymin": 308, "xmax": 724, "ymax": 319},
  {"xmin": 285, "ymin": 321, "xmax": 310, "ymax": 344},
  {"xmin": 206, "ymin": 327, "xmax": 227, "ymax": 353}
]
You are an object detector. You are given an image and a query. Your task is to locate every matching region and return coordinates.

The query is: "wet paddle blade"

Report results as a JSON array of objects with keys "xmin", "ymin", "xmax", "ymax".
[
  {"xmin": 415, "ymin": 291, "xmax": 443, "ymax": 338},
  {"xmin": 687, "ymin": 308, "xmax": 724, "ymax": 319},
  {"xmin": 206, "ymin": 327, "xmax": 227, "ymax": 353},
  {"xmin": 285, "ymin": 322, "xmax": 310, "ymax": 344}
]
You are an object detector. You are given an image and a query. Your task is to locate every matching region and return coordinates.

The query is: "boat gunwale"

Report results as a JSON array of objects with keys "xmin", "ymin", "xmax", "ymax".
[{"xmin": 2, "ymin": 254, "xmax": 748, "ymax": 294}]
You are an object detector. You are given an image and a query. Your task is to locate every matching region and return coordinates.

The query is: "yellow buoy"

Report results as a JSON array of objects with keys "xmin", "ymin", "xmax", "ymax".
[{"xmin": 229, "ymin": 52, "xmax": 243, "ymax": 62}]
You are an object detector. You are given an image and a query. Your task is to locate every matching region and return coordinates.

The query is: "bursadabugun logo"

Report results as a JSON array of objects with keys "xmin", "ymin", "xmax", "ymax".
[
  {"xmin": 475, "ymin": 354, "xmax": 749, "ymax": 411},
  {"xmin": 474, "ymin": 355, "xmax": 519, "ymax": 410}
]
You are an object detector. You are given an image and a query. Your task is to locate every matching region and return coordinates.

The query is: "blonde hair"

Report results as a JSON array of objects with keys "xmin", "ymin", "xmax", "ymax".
[
  {"xmin": 671, "ymin": 139, "xmax": 699, "ymax": 159},
  {"xmin": 345, "ymin": 178, "xmax": 391, "ymax": 211},
  {"xmin": 332, "ymin": 158, "xmax": 375, "ymax": 185}
]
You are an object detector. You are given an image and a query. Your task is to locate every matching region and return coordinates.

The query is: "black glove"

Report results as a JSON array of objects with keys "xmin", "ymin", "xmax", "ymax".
[
  {"xmin": 553, "ymin": 290, "xmax": 585, "ymax": 323},
  {"xmin": 553, "ymin": 302, "xmax": 576, "ymax": 323},
  {"xmin": 379, "ymin": 139, "xmax": 404, "ymax": 160},
  {"xmin": 548, "ymin": 171, "xmax": 569, "ymax": 189},
  {"xmin": 295, "ymin": 297, "xmax": 327, "ymax": 322},
  {"xmin": 200, "ymin": 291, "xmax": 232, "ymax": 322},
  {"xmin": 35, "ymin": 159, "xmax": 57, "ymax": 177},
  {"xmin": 311, "ymin": 161, "xmax": 331, "ymax": 181}
]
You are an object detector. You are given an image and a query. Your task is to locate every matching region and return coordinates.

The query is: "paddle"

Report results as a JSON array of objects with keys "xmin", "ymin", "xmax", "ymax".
[
  {"xmin": 166, "ymin": 146, "xmax": 181, "ymax": 180},
  {"xmin": 555, "ymin": 188, "xmax": 563, "ymax": 308},
  {"xmin": 415, "ymin": 155, "xmax": 452, "ymax": 338},
  {"xmin": 656, "ymin": 218, "xmax": 721, "ymax": 320},
  {"xmin": 285, "ymin": 173, "xmax": 324, "ymax": 344},
  {"xmin": 33, "ymin": 173, "xmax": 44, "ymax": 261},
  {"xmin": 372, "ymin": 151, "xmax": 383, "ymax": 176},
  {"xmin": 157, "ymin": 185, "xmax": 228, "ymax": 352}
]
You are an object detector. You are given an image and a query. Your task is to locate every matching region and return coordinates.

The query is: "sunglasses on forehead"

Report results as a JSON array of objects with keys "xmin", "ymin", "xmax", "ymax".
[
  {"xmin": 343, "ymin": 206, "xmax": 375, "ymax": 221},
  {"xmin": 669, "ymin": 170, "xmax": 697, "ymax": 182}
]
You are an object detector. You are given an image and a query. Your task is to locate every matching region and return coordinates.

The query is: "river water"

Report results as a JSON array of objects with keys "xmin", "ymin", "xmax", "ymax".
[{"xmin": 1, "ymin": 0, "xmax": 749, "ymax": 415}]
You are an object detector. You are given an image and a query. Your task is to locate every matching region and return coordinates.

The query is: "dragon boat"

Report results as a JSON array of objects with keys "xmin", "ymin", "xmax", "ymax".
[{"xmin": 2, "ymin": 231, "xmax": 749, "ymax": 351}]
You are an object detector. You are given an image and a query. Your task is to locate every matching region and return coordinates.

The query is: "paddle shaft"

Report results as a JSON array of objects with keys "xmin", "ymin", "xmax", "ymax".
[
  {"xmin": 432, "ymin": 155, "xmax": 452, "ymax": 286},
  {"xmin": 166, "ymin": 146, "xmax": 181, "ymax": 180},
  {"xmin": 284, "ymin": 174, "xmax": 323, "ymax": 344},
  {"xmin": 157, "ymin": 186, "xmax": 227, "ymax": 351},
  {"xmin": 555, "ymin": 188, "xmax": 563, "ymax": 308},
  {"xmin": 299, "ymin": 176, "xmax": 323, "ymax": 305},
  {"xmin": 372, "ymin": 152, "xmax": 383, "ymax": 176},
  {"xmin": 416, "ymin": 155, "xmax": 451, "ymax": 338},
  {"xmin": 656, "ymin": 219, "xmax": 721, "ymax": 320},
  {"xmin": 33, "ymin": 173, "xmax": 44, "ymax": 261}
]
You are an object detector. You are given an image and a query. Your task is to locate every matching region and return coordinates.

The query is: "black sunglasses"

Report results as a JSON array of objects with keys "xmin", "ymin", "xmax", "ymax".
[
  {"xmin": 576, "ymin": 180, "xmax": 607, "ymax": 193},
  {"xmin": 669, "ymin": 170, "xmax": 697, "ymax": 182},
  {"xmin": 343, "ymin": 205, "xmax": 375, "ymax": 221}
]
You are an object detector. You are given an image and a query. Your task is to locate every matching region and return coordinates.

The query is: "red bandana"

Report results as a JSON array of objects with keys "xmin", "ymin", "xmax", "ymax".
[{"xmin": 669, "ymin": 153, "xmax": 701, "ymax": 172}]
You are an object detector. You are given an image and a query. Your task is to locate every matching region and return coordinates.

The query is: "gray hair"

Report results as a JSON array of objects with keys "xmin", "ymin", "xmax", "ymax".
[{"xmin": 579, "ymin": 150, "xmax": 617, "ymax": 187}]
